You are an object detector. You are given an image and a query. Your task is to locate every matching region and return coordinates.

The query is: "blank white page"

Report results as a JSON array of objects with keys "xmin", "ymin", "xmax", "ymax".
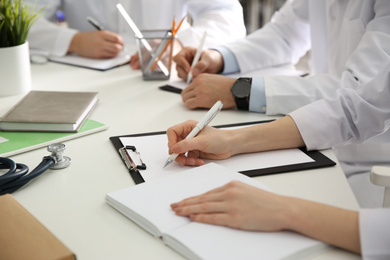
[
  {"xmin": 106, "ymin": 163, "xmax": 269, "ymax": 237},
  {"xmin": 165, "ymin": 221, "xmax": 326, "ymax": 260},
  {"xmin": 107, "ymin": 163, "xmax": 326, "ymax": 260}
]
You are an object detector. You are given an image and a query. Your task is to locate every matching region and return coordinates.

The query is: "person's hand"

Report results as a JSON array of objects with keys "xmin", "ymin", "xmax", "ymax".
[
  {"xmin": 174, "ymin": 48, "xmax": 224, "ymax": 81},
  {"xmin": 69, "ymin": 31, "xmax": 124, "ymax": 59},
  {"xmin": 171, "ymin": 180, "xmax": 361, "ymax": 254},
  {"xmin": 171, "ymin": 181, "xmax": 291, "ymax": 231},
  {"xmin": 168, "ymin": 116, "xmax": 306, "ymax": 166},
  {"xmin": 181, "ymin": 74, "xmax": 236, "ymax": 110},
  {"xmin": 130, "ymin": 52, "xmax": 141, "ymax": 69},
  {"xmin": 166, "ymin": 120, "xmax": 235, "ymax": 166},
  {"xmin": 129, "ymin": 48, "xmax": 148, "ymax": 70}
]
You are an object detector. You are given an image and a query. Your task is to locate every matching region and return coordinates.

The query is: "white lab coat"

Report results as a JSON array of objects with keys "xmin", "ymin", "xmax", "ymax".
[
  {"xmin": 360, "ymin": 208, "xmax": 390, "ymax": 260},
  {"xmin": 289, "ymin": 63, "xmax": 390, "ymax": 260},
  {"xmin": 27, "ymin": 0, "xmax": 246, "ymax": 56},
  {"xmin": 224, "ymin": 0, "xmax": 390, "ymax": 207}
]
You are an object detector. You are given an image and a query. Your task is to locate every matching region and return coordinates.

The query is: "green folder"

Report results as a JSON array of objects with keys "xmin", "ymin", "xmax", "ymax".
[{"xmin": 0, "ymin": 119, "xmax": 108, "ymax": 157}]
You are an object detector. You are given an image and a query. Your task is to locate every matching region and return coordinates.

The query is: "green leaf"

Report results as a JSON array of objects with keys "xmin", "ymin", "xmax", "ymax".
[{"xmin": 0, "ymin": 0, "xmax": 45, "ymax": 47}]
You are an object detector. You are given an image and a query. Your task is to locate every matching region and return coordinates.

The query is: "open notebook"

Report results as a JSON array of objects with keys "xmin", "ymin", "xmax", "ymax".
[
  {"xmin": 106, "ymin": 163, "xmax": 327, "ymax": 260},
  {"xmin": 48, "ymin": 51, "xmax": 130, "ymax": 71}
]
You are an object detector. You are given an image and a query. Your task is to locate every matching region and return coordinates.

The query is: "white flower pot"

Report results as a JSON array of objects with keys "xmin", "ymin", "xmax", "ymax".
[{"xmin": 0, "ymin": 41, "xmax": 32, "ymax": 96}]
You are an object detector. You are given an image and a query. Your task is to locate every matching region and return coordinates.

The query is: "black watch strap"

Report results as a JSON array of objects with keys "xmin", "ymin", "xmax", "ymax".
[{"xmin": 231, "ymin": 77, "xmax": 252, "ymax": 110}]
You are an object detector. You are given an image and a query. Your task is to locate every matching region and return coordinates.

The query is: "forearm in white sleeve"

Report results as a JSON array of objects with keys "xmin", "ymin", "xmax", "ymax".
[
  {"xmin": 213, "ymin": 46, "xmax": 267, "ymax": 113},
  {"xmin": 28, "ymin": 17, "xmax": 78, "ymax": 57},
  {"xmin": 177, "ymin": 0, "xmax": 246, "ymax": 48},
  {"xmin": 359, "ymin": 208, "xmax": 390, "ymax": 260},
  {"xmin": 290, "ymin": 63, "xmax": 390, "ymax": 150},
  {"xmin": 264, "ymin": 1, "xmax": 390, "ymax": 116},
  {"xmin": 223, "ymin": 0, "xmax": 311, "ymax": 73}
]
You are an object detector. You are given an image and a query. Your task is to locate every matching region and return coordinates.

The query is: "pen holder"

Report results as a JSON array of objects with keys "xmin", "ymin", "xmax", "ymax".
[{"xmin": 136, "ymin": 30, "xmax": 175, "ymax": 80}]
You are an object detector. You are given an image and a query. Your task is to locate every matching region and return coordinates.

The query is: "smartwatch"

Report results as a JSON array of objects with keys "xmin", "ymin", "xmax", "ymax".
[{"xmin": 231, "ymin": 77, "xmax": 252, "ymax": 110}]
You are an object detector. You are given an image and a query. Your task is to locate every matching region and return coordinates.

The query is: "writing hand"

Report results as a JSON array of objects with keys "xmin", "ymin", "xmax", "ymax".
[
  {"xmin": 166, "ymin": 120, "xmax": 234, "ymax": 166},
  {"xmin": 69, "ymin": 31, "xmax": 124, "ymax": 59},
  {"xmin": 181, "ymin": 74, "xmax": 236, "ymax": 110},
  {"xmin": 174, "ymin": 48, "xmax": 224, "ymax": 81}
]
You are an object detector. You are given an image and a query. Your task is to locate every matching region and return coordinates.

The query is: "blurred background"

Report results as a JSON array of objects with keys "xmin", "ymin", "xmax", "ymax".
[{"xmin": 240, "ymin": 0, "xmax": 286, "ymax": 33}]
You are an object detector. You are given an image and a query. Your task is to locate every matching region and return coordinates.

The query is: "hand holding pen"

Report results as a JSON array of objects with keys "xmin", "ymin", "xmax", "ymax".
[
  {"xmin": 164, "ymin": 100, "xmax": 223, "ymax": 168},
  {"xmin": 173, "ymin": 45, "xmax": 225, "ymax": 82},
  {"xmin": 187, "ymin": 31, "xmax": 207, "ymax": 83},
  {"xmin": 87, "ymin": 16, "xmax": 104, "ymax": 30},
  {"xmin": 67, "ymin": 16, "xmax": 124, "ymax": 59}
]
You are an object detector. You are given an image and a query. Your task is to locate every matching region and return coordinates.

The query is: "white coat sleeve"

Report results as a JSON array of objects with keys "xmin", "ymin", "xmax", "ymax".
[
  {"xmin": 28, "ymin": 18, "xmax": 78, "ymax": 57},
  {"xmin": 289, "ymin": 63, "xmax": 390, "ymax": 151},
  {"xmin": 27, "ymin": 0, "xmax": 78, "ymax": 57},
  {"xmin": 263, "ymin": 0, "xmax": 390, "ymax": 115},
  {"xmin": 177, "ymin": 0, "xmax": 246, "ymax": 48},
  {"xmin": 359, "ymin": 208, "xmax": 390, "ymax": 260},
  {"xmin": 222, "ymin": 0, "xmax": 311, "ymax": 73}
]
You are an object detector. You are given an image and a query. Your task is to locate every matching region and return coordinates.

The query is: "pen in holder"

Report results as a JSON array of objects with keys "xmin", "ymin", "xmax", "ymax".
[{"xmin": 136, "ymin": 30, "xmax": 175, "ymax": 80}]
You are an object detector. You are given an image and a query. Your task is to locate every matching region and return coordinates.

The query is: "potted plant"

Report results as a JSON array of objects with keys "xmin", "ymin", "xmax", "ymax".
[{"xmin": 0, "ymin": 0, "xmax": 43, "ymax": 96}]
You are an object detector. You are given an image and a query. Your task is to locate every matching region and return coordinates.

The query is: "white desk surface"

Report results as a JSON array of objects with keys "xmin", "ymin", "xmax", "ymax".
[{"xmin": 0, "ymin": 62, "xmax": 361, "ymax": 260}]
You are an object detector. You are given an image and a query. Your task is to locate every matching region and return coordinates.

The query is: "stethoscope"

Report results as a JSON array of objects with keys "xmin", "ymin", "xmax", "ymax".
[{"xmin": 0, "ymin": 143, "xmax": 71, "ymax": 195}]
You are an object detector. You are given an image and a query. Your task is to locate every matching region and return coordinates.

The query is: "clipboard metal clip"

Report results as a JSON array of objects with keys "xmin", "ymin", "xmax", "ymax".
[{"xmin": 119, "ymin": 145, "xmax": 147, "ymax": 173}]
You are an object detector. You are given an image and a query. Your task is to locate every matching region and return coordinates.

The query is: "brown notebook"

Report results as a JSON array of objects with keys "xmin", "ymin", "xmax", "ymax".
[
  {"xmin": 0, "ymin": 91, "xmax": 98, "ymax": 132},
  {"xmin": 0, "ymin": 194, "xmax": 76, "ymax": 260}
]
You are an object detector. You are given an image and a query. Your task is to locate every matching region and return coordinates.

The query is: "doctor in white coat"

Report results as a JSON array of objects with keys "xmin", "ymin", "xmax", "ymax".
[
  {"xmin": 173, "ymin": 0, "xmax": 390, "ymax": 207},
  {"xmin": 26, "ymin": 0, "xmax": 246, "ymax": 61},
  {"xmin": 167, "ymin": 62, "xmax": 390, "ymax": 260}
]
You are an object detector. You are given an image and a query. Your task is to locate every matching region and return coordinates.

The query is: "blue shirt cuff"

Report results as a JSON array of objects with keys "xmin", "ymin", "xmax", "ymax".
[
  {"xmin": 212, "ymin": 46, "xmax": 240, "ymax": 74},
  {"xmin": 249, "ymin": 77, "xmax": 267, "ymax": 113}
]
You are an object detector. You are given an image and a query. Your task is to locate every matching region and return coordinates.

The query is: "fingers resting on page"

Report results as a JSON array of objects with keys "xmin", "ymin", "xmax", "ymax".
[{"xmin": 170, "ymin": 180, "xmax": 289, "ymax": 232}]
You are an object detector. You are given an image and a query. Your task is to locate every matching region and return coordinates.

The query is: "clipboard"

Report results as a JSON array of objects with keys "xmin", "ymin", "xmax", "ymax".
[{"xmin": 110, "ymin": 120, "xmax": 336, "ymax": 184}]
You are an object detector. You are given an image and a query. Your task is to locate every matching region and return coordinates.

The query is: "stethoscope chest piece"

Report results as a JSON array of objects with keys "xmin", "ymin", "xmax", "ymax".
[{"xmin": 47, "ymin": 143, "xmax": 71, "ymax": 170}]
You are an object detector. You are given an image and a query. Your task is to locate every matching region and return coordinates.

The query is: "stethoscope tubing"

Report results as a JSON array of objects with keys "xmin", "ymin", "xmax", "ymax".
[{"xmin": 0, "ymin": 157, "xmax": 55, "ymax": 195}]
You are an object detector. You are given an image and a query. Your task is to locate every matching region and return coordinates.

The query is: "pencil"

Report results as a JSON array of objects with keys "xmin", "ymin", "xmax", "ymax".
[{"xmin": 150, "ymin": 15, "xmax": 187, "ymax": 72}]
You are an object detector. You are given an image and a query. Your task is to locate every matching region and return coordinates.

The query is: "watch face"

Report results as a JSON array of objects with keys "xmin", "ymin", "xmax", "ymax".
[{"xmin": 232, "ymin": 78, "xmax": 251, "ymax": 98}]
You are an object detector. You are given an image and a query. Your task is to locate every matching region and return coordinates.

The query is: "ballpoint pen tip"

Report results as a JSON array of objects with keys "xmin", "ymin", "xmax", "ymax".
[{"xmin": 163, "ymin": 158, "xmax": 172, "ymax": 168}]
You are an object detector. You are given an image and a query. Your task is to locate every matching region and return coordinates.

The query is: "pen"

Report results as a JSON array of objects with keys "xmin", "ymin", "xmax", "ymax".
[
  {"xmin": 187, "ymin": 31, "xmax": 207, "ymax": 84},
  {"xmin": 86, "ymin": 15, "xmax": 130, "ymax": 56},
  {"xmin": 145, "ymin": 30, "xmax": 172, "ymax": 72},
  {"xmin": 163, "ymin": 100, "xmax": 223, "ymax": 168},
  {"xmin": 116, "ymin": 3, "xmax": 169, "ymax": 76},
  {"xmin": 87, "ymin": 16, "xmax": 104, "ymax": 30}
]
